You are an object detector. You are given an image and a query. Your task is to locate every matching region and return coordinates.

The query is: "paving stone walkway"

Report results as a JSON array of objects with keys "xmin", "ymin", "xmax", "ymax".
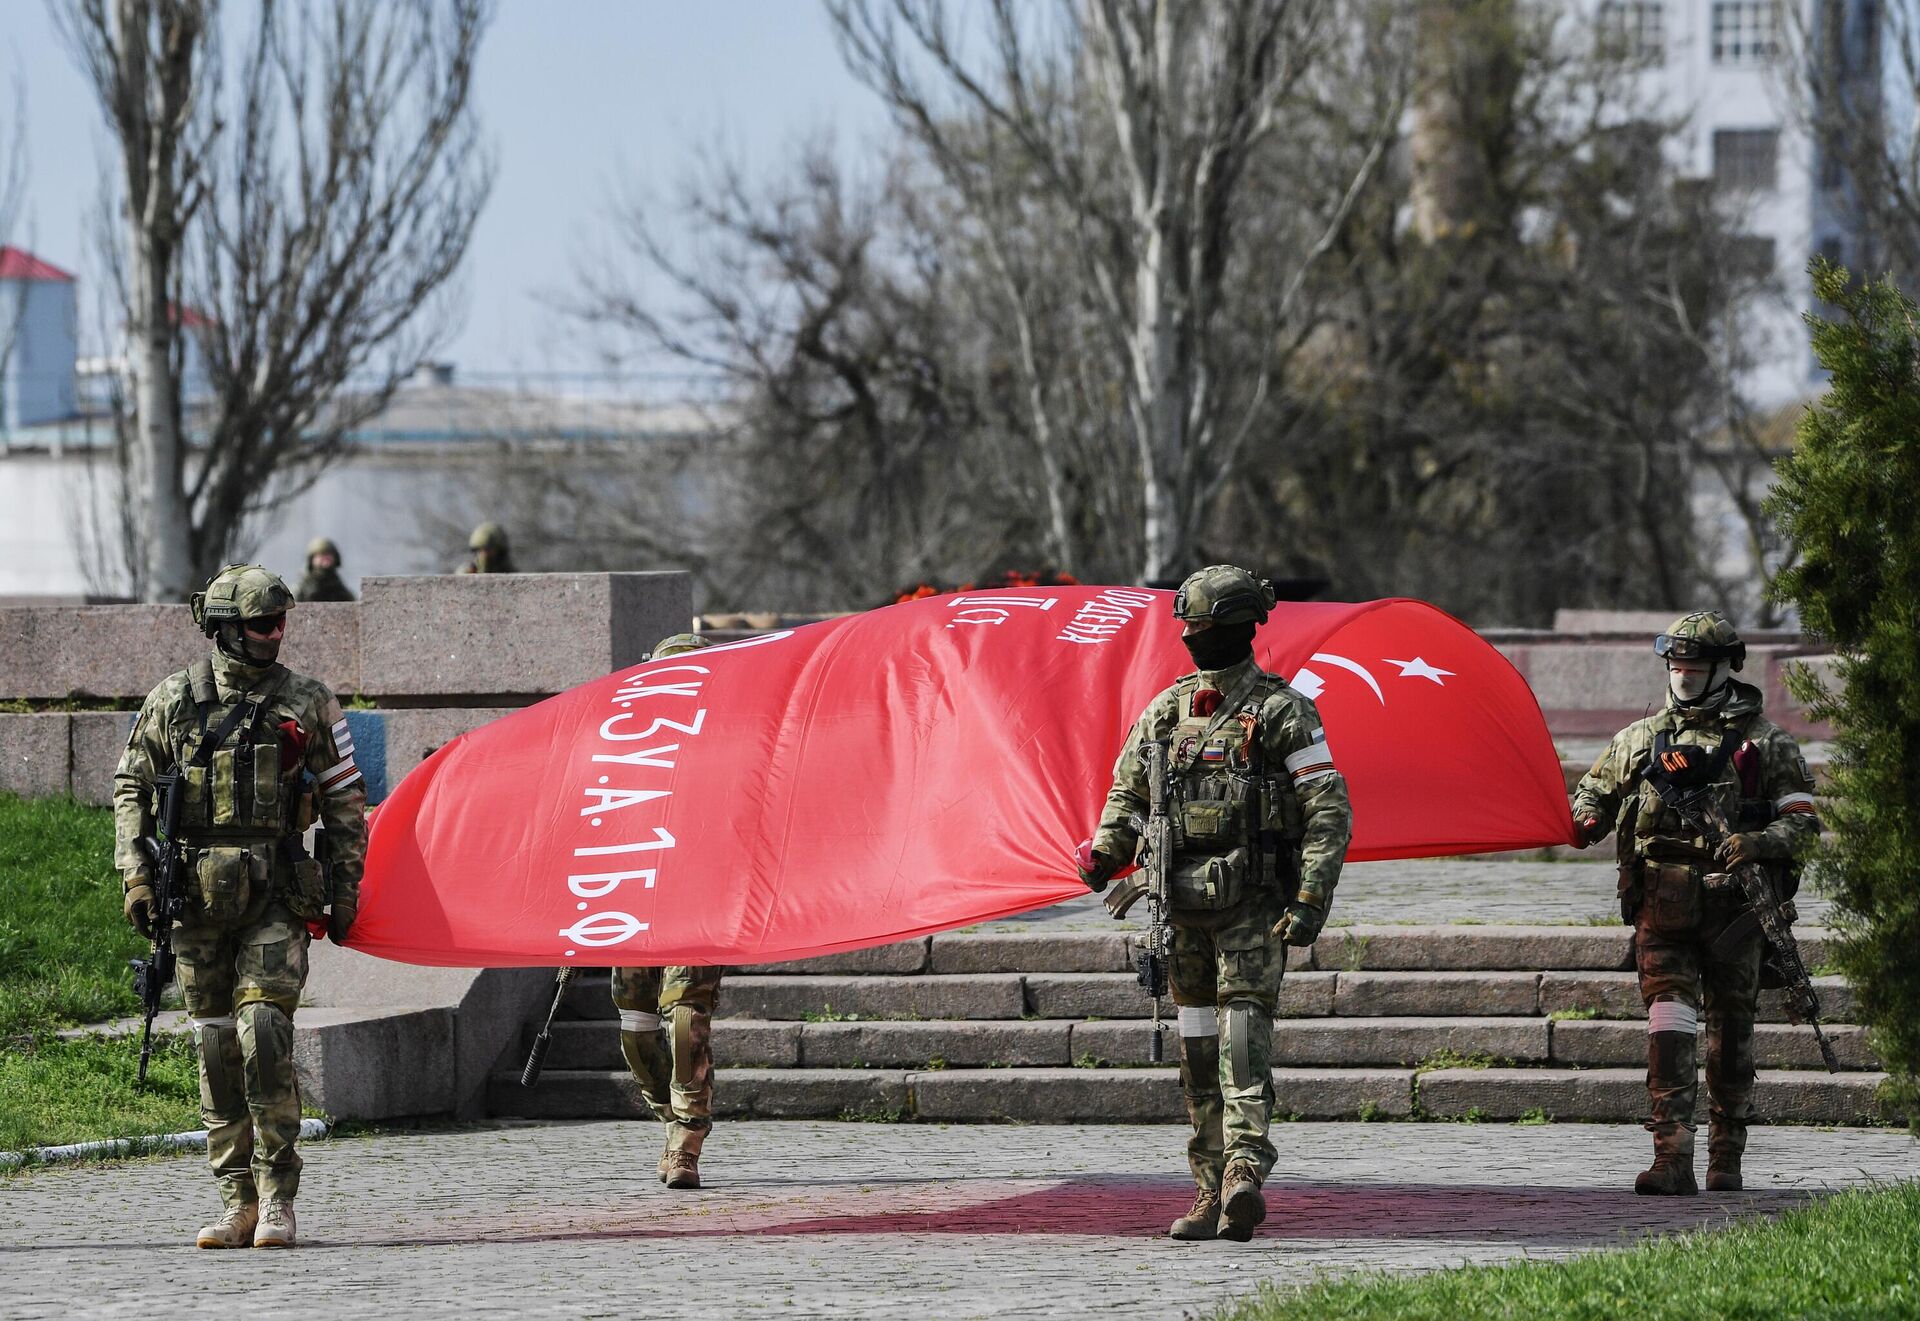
[{"xmin": 3, "ymin": 1121, "xmax": 1910, "ymax": 1319}]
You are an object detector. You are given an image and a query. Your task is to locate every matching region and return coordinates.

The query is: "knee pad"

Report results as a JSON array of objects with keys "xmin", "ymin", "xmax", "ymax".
[
  {"xmin": 191, "ymin": 1015, "xmax": 245, "ymax": 1116},
  {"xmin": 237, "ymin": 1001, "xmax": 296, "ymax": 1105},
  {"xmin": 1220, "ymin": 1000, "xmax": 1270, "ymax": 1091}
]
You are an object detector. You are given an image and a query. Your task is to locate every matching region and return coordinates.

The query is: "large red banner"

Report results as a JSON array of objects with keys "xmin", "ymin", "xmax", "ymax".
[{"xmin": 351, "ymin": 590, "xmax": 1573, "ymax": 967}]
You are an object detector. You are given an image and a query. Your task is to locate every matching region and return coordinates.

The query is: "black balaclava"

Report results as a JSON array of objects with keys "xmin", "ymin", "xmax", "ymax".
[{"xmin": 1183, "ymin": 620, "xmax": 1256, "ymax": 673}]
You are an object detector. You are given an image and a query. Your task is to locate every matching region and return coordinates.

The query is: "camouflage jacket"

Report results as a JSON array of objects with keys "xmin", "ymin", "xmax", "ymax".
[
  {"xmin": 1570, "ymin": 679, "xmax": 1819, "ymax": 866},
  {"xmin": 294, "ymin": 568, "xmax": 355, "ymax": 602},
  {"xmin": 1093, "ymin": 655, "xmax": 1353, "ymax": 910},
  {"xmin": 113, "ymin": 651, "xmax": 368, "ymax": 909}
]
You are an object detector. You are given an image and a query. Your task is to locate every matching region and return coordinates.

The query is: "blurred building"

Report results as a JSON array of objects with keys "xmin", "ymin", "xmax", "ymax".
[{"xmin": 1589, "ymin": 0, "xmax": 1880, "ymax": 407}]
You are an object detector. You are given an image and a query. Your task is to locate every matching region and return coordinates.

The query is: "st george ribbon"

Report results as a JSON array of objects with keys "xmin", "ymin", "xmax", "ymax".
[{"xmin": 350, "ymin": 591, "xmax": 1575, "ymax": 967}]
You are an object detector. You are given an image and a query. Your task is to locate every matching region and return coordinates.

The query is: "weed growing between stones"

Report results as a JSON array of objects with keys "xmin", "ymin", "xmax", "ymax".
[
  {"xmin": 835, "ymin": 1104, "xmax": 909, "ymax": 1123},
  {"xmin": 1516, "ymin": 1107, "xmax": 1552, "ymax": 1126},
  {"xmin": 1547, "ymin": 1007, "xmax": 1599, "ymax": 1022},
  {"xmin": 924, "ymin": 1055, "xmax": 948, "ymax": 1071},
  {"xmin": 1073, "ymin": 1051, "xmax": 1107, "ymax": 1069},
  {"xmin": 803, "ymin": 1004, "xmax": 862, "ymax": 1023}
]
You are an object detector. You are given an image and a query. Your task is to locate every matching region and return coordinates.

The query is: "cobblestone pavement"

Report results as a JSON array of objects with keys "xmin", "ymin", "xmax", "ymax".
[
  {"xmin": 985, "ymin": 858, "xmax": 1832, "ymax": 931},
  {"xmin": 3, "ymin": 1121, "xmax": 1910, "ymax": 1319}
]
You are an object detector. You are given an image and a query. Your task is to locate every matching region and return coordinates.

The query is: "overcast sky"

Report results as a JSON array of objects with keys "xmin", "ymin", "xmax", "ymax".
[{"xmin": 7, "ymin": 1, "xmax": 891, "ymax": 381}]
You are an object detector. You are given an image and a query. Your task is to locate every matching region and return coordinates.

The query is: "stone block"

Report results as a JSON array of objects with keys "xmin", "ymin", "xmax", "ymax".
[
  {"xmin": 294, "ymin": 1005, "xmax": 457, "ymax": 1120},
  {"xmin": 558, "ymin": 970, "xmax": 617, "ymax": 1020},
  {"xmin": 714, "ymin": 1019, "xmax": 806, "ymax": 1068},
  {"xmin": 1538, "ymin": 971, "xmax": 1645, "ymax": 1019},
  {"xmin": 1272, "ymin": 1068, "xmax": 1415, "ymax": 1119},
  {"xmin": 0, "ymin": 603, "xmax": 359, "ymax": 701},
  {"xmin": 929, "ymin": 931, "xmax": 1131, "ymax": 975},
  {"xmin": 1551, "ymin": 1019, "xmax": 1877, "ymax": 1071},
  {"xmin": 1753, "ymin": 1071, "xmax": 1896, "ymax": 1124},
  {"xmin": 1273, "ymin": 1016, "xmax": 1550, "ymax": 1068},
  {"xmin": 540, "ymin": 1020, "xmax": 622, "ymax": 1071},
  {"xmin": 1311, "ymin": 925, "xmax": 1631, "ymax": 972},
  {"xmin": 358, "ymin": 572, "xmax": 691, "ymax": 699},
  {"xmin": 1761, "ymin": 976, "xmax": 1855, "ymax": 1024},
  {"xmin": 1025, "ymin": 971, "xmax": 1336, "ymax": 1020},
  {"xmin": 742, "ymin": 939, "xmax": 931, "ymax": 976},
  {"xmin": 377, "ymin": 707, "xmax": 515, "ymax": 789},
  {"xmin": 1417, "ymin": 1066, "xmax": 1646, "ymax": 1121},
  {"xmin": 490, "ymin": 1068, "xmax": 652, "ymax": 1120},
  {"xmin": 908, "ymin": 1067, "xmax": 1182, "ymax": 1123},
  {"xmin": 715, "ymin": 974, "xmax": 1025, "ymax": 1022},
  {"xmin": 1552, "ymin": 610, "xmax": 1681, "ymax": 635},
  {"xmin": 1066, "ymin": 1021, "xmax": 1174, "ymax": 1067},
  {"xmin": 1503, "ymin": 644, "xmax": 1654, "ymax": 717},
  {"xmin": 800, "ymin": 1019, "xmax": 1070, "ymax": 1068},
  {"xmin": 723, "ymin": 1068, "xmax": 911, "ymax": 1119},
  {"xmin": 68, "ymin": 711, "xmax": 134, "ymax": 806},
  {"xmin": 0, "ymin": 713, "xmax": 69, "ymax": 798},
  {"xmin": 1332, "ymin": 971, "xmax": 1540, "ymax": 1017}
]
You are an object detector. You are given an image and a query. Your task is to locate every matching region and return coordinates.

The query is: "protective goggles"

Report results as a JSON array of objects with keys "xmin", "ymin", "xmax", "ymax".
[
  {"xmin": 241, "ymin": 613, "xmax": 288, "ymax": 637},
  {"xmin": 1653, "ymin": 633, "xmax": 1742, "ymax": 663},
  {"xmin": 1173, "ymin": 586, "xmax": 1268, "ymax": 623}
]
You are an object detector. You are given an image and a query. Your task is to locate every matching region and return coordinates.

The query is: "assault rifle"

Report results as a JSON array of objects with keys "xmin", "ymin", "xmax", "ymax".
[
  {"xmin": 131, "ymin": 771, "xmax": 187, "ymax": 1087},
  {"xmin": 1130, "ymin": 741, "xmax": 1174, "ymax": 1064},
  {"xmin": 521, "ymin": 967, "xmax": 575, "ymax": 1087},
  {"xmin": 1654, "ymin": 782, "xmax": 1839, "ymax": 1073}
]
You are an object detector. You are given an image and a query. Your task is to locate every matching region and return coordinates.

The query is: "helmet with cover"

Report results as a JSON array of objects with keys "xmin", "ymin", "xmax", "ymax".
[
  {"xmin": 1172, "ymin": 565, "xmax": 1276, "ymax": 627},
  {"xmin": 1656, "ymin": 611, "xmax": 1744, "ymax": 706},
  {"xmin": 306, "ymin": 536, "xmax": 341, "ymax": 565},
  {"xmin": 650, "ymin": 632, "xmax": 712, "ymax": 660},
  {"xmin": 469, "ymin": 522, "xmax": 510, "ymax": 553},
  {"xmin": 190, "ymin": 564, "xmax": 295, "ymax": 664}
]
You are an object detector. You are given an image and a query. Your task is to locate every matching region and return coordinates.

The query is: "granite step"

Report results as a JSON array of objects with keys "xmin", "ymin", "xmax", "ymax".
[{"xmin": 489, "ymin": 1064, "xmax": 1897, "ymax": 1126}]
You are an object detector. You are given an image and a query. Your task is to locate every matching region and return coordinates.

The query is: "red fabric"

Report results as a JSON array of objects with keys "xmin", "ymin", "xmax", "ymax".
[
  {"xmin": 1190, "ymin": 688, "xmax": 1223, "ymax": 717},
  {"xmin": 350, "ymin": 591, "xmax": 1573, "ymax": 968},
  {"xmin": 277, "ymin": 720, "xmax": 308, "ymax": 772}
]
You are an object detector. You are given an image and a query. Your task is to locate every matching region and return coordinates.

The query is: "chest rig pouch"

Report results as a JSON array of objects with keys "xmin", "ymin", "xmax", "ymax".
[
  {"xmin": 176, "ymin": 661, "xmax": 293, "ymax": 921},
  {"xmin": 1165, "ymin": 673, "xmax": 1297, "ymax": 913}
]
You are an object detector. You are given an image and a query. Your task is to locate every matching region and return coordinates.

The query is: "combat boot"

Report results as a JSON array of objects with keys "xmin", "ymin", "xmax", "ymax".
[
  {"xmin": 195, "ymin": 1203, "xmax": 258, "ymax": 1249},
  {"xmin": 1705, "ymin": 1153, "xmax": 1743, "ymax": 1192},
  {"xmin": 1218, "ymin": 1159, "xmax": 1266, "ymax": 1242},
  {"xmin": 253, "ymin": 1200, "xmax": 297, "ymax": 1248},
  {"xmin": 1168, "ymin": 1187, "xmax": 1220, "ymax": 1241},
  {"xmin": 659, "ymin": 1119, "xmax": 706, "ymax": 1189}
]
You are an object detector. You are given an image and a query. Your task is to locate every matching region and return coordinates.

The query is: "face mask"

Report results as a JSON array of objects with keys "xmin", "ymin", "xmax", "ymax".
[
  {"xmin": 1668, "ymin": 662, "xmax": 1727, "ymax": 705},
  {"xmin": 1183, "ymin": 621, "xmax": 1256, "ymax": 672}
]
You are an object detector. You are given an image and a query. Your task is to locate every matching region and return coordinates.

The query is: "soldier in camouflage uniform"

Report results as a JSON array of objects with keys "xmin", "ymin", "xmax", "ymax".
[
  {"xmin": 609, "ymin": 632, "xmax": 725, "ymax": 1190},
  {"xmin": 458, "ymin": 522, "xmax": 516, "ymax": 574},
  {"xmin": 114, "ymin": 565, "xmax": 367, "ymax": 1248},
  {"xmin": 1080, "ymin": 567, "xmax": 1353, "ymax": 1242},
  {"xmin": 294, "ymin": 537, "xmax": 354, "ymax": 602},
  {"xmin": 1570, "ymin": 612, "xmax": 1819, "ymax": 1195}
]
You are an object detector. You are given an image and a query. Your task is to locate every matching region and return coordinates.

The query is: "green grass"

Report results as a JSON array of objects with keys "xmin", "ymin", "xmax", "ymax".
[
  {"xmin": 0, "ymin": 1032, "xmax": 201, "ymax": 1155},
  {"xmin": 1549, "ymin": 1006, "xmax": 1600, "ymax": 1022},
  {"xmin": 0, "ymin": 794, "xmax": 198, "ymax": 1154},
  {"xmin": 1213, "ymin": 1182, "xmax": 1920, "ymax": 1321},
  {"xmin": 0, "ymin": 794, "xmax": 148, "ymax": 1037}
]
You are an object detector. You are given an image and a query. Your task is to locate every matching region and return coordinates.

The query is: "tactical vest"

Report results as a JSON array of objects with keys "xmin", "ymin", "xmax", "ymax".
[
  {"xmin": 170, "ymin": 660, "xmax": 318, "ymax": 922},
  {"xmin": 1162, "ymin": 671, "xmax": 1306, "ymax": 912},
  {"xmin": 1630, "ymin": 719, "xmax": 1775, "ymax": 867}
]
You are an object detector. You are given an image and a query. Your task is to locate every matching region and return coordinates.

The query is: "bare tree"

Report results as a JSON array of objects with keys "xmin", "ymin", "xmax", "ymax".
[
  {"xmin": 60, "ymin": 0, "xmax": 491, "ymax": 600},
  {"xmin": 829, "ymin": 0, "xmax": 1404, "ymax": 583}
]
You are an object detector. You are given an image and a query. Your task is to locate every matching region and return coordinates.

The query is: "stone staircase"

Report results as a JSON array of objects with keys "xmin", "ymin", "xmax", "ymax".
[{"xmin": 490, "ymin": 907, "xmax": 1892, "ymax": 1127}]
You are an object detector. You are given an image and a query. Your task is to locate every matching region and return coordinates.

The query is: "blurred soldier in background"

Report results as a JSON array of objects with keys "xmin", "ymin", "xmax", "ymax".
[
  {"xmin": 459, "ymin": 522, "xmax": 516, "ymax": 574},
  {"xmin": 294, "ymin": 537, "xmax": 354, "ymax": 602},
  {"xmin": 114, "ymin": 565, "xmax": 366, "ymax": 1248},
  {"xmin": 610, "ymin": 631, "xmax": 724, "ymax": 1189}
]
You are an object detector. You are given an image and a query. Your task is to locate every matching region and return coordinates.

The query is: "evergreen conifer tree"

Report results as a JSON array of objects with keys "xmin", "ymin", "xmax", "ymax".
[{"xmin": 1769, "ymin": 261, "xmax": 1920, "ymax": 1129}]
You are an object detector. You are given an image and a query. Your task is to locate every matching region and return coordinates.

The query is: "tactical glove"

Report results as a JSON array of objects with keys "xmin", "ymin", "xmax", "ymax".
[
  {"xmin": 1075, "ymin": 840, "xmax": 1118, "ymax": 893},
  {"xmin": 1570, "ymin": 812, "xmax": 1603, "ymax": 848},
  {"xmin": 1275, "ymin": 900, "xmax": 1325, "ymax": 947},
  {"xmin": 124, "ymin": 880, "xmax": 155, "ymax": 940},
  {"xmin": 1716, "ymin": 832, "xmax": 1768, "ymax": 868},
  {"xmin": 328, "ymin": 900, "xmax": 357, "ymax": 945},
  {"xmin": 1104, "ymin": 872, "xmax": 1148, "ymax": 920}
]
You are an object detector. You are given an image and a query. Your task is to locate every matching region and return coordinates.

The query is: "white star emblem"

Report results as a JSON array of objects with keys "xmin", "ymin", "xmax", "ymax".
[{"xmin": 1383, "ymin": 656, "xmax": 1453, "ymax": 685}]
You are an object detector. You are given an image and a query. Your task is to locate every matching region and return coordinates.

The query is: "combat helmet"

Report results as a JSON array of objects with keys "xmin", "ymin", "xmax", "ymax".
[
  {"xmin": 191, "ymin": 564, "xmax": 295, "ymax": 663},
  {"xmin": 306, "ymin": 536, "xmax": 341, "ymax": 562},
  {"xmin": 1172, "ymin": 565, "xmax": 1276, "ymax": 626},
  {"xmin": 469, "ymin": 522, "xmax": 510, "ymax": 553},
  {"xmin": 1654, "ymin": 611, "xmax": 1745, "ymax": 671},
  {"xmin": 650, "ymin": 632, "xmax": 712, "ymax": 660}
]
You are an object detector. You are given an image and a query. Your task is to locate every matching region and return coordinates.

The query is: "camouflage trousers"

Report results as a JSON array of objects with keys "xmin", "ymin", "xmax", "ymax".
[
  {"xmin": 1167, "ymin": 890, "xmax": 1290, "ymax": 1190},
  {"xmin": 611, "ymin": 964, "xmax": 724, "ymax": 1151},
  {"xmin": 173, "ymin": 890, "xmax": 309, "ymax": 1208},
  {"xmin": 1634, "ymin": 875, "xmax": 1763, "ymax": 1162}
]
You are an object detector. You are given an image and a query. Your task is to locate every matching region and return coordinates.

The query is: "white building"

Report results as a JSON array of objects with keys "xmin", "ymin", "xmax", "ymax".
[{"xmin": 1591, "ymin": 0, "xmax": 1876, "ymax": 407}]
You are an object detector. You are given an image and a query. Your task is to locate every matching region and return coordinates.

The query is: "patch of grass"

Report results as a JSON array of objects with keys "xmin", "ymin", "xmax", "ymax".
[
  {"xmin": 0, "ymin": 1032, "xmax": 200, "ymax": 1155},
  {"xmin": 801, "ymin": 1003, "xmax": 861, "ymax": 1023},
  {"xmin": 1355, "ymin": 1101, "xmax": 1381, "ymax": 1123},
  {"xmin": 924, "ymin": 1055, "xmax": 948, "ymax": 1071},
  {"xmin": 835, "ymin": 1104, "xmax": 909, "ymax": 1123},
  {"xmin": 0, "ymin": 794, "xmax": 151, "ymax": 1037},
  {"xmin": 1548, "ymin": 1007, "xmax": 1600, "ymax": 1022},
  {"xmin": 1073, "ymin": 1051, "xmax": 1107, "ymax": 1069},
  {"xmin": 1413, "ymin": 1048, "xmax": 1503, "ymax": 1074},
  {"xmin": 1210, "ymin": 1182, "xmax": 1920, "ymax": 1321},
  {"xmin": 1516, "ymin": 1107, "xmax": 1553, "ymax": 1126}
]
